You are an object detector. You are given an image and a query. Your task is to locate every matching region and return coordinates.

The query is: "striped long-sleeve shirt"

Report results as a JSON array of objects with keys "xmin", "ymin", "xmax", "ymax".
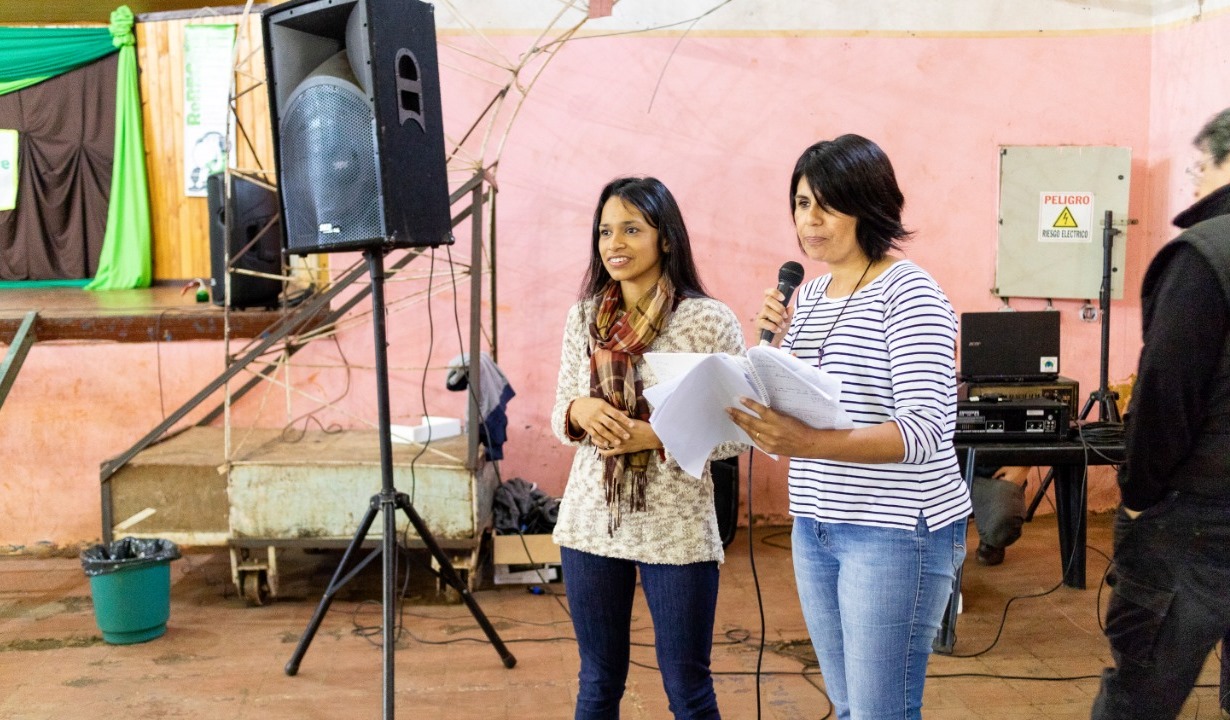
[{"xmin": 782, "ymin": 260, "xmax": 971, "ymax": 531}]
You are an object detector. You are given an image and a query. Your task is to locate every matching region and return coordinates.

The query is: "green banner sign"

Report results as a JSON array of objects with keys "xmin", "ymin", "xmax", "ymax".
[{"xmin": 183, "ymin": 24, "xmax": 236, "ymax": 197}]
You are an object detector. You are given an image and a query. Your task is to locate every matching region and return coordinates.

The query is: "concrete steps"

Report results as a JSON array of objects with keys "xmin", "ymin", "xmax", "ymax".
[{"xmin": 107, "ymin": 426, "xmax": 495, "ymax": 601}]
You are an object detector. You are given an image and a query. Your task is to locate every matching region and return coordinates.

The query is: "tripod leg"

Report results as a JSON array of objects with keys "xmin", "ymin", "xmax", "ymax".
[
  {"xmin": 285, "ymin": 496, "xmax": 381, "ymax": 676},
  {"xmin": 1102, "ymin": 394, "xmax": 1122, "ymax": 424},
  {"xmin": 1080, "ymin": 394, "xmax": 1096, "ymax": 421},
  {"xmin": 395, "ymin": 493, "xmax": 518, "ymax": 668},
  {"xmin": 381, "ymin": 492, "xmax": 397, "ymax": 720},
  {"xmin": 1025, "ymin": 469, "xmax": 1055, "ymax": 522}
]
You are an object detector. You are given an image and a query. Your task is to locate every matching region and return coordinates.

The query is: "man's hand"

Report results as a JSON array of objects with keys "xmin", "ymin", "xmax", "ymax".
[{"xmin": 993, "ymin": 466, "xmax": 1032, "ymax": 484}]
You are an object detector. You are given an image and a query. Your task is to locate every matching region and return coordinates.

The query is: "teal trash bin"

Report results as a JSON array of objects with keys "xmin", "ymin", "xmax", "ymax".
[{"xmin": 80, "ymin": 537, "xmax": 181, "ymax": 645}]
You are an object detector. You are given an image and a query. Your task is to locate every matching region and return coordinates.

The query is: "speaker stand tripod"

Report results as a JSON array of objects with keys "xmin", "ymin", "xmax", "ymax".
[
  {"xmin": 284, "ymin": 249, "xmax": 516, "ymax": 718},
  {"xmin": 1026, "ymin": 210, "xmax": 1122, "ymax": 520}
]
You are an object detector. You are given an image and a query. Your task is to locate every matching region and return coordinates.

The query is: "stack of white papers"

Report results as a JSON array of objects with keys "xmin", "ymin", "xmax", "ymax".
[{"xmin": 643, "ymin": 345, "xmax": 853, "ymax": 479}]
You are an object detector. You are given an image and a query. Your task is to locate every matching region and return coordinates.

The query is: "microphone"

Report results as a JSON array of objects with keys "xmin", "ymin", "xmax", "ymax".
[{"xmin": 759, "ymin": 261, "xmax": 805, "ymax": 345}]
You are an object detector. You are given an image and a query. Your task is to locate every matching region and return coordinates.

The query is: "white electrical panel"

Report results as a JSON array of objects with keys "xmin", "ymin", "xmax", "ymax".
[{"xmin": 996, "ymin": 145, "xmax": 1131, "ymax": 300}]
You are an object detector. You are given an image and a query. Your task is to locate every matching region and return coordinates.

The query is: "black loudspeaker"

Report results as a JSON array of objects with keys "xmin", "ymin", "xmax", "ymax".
[
  {"xmin": 207, "ymin": 172, "xmax": 283, "ymax": 309},
  {"xmin": 711, "ymin": 456, "xmax": 740, "ymax": 548},
  {"xmin": 262, "ymin": 0, "xmax": 452, "ymax": 255}
]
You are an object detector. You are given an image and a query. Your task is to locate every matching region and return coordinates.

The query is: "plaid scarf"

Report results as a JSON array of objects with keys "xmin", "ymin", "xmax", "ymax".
[{"xmin": 588, "ymin": 275, "xmax": 675, "ymax": 534}]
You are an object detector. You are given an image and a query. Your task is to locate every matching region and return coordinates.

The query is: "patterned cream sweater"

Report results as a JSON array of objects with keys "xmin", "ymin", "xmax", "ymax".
[{"xmin": 551, "ymin": 296, "xmax": 747, "ymax": 565}]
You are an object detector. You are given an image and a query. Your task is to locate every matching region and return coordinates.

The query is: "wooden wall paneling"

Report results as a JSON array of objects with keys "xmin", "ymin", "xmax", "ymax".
[
  {"xmin": 233, "ymin": 13, "xmax": 275, "ymax": 180},
  {"xmin": 137, "ymin": 13, "xmax": 276, "ymax": 281},
  {"xmin": 137, "ymin": 18, "xmax": 194, "ymax": 280},
  {"xmin": 136, "ymin": 20, "xmax": 167, "ymax": 279}
]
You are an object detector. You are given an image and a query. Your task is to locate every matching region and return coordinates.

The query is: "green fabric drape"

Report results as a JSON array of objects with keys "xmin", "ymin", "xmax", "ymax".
[
  {"xmin": 0, "ymin": 26, "xmax": 114, "ymax": 86},
  {"xmin": 0, "ymin": 77, "xmax": 51, "ymax": 96},
  {"xmin": 0, "ymin": 7, "xmax": 150, "ymax": 289},
  {"xmin": 86, "ymin": 6, "xmax": 151, "ymax": 290}
]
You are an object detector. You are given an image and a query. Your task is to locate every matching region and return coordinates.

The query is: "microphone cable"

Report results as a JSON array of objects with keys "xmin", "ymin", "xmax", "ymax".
[
  {"xmin": 743, "ymin": 450, "xmax": 770, "ymax": 720},
  {"xmin": 944, "ymin": 447, "xmax": 1112, "ymax": 663}
]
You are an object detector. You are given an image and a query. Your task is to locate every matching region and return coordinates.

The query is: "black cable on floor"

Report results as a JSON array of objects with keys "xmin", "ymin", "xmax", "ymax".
[
  {"xmin": 745, "ymin": 451, "xmax": 767, "ymax": 720},
  {"xmin": 945, "ymin": 576, "xmax": 1065, "ymax": 659}
]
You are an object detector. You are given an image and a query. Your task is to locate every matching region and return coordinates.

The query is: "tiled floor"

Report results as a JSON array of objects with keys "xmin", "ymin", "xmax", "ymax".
[{"xmin": 1, "ymin": 513, "xmax": 1225, "ymax": 719}]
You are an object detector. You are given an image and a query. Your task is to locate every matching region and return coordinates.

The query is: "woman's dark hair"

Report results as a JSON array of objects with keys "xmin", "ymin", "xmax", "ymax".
[
  {"xmin": 1195, "ymin": 107, "xmax": 1230, "ymax": 166},
  {"xmin": 579, "ymin": 176, "xmax": 709, "ymax": 299},
  {"xmin": 789, "ymin": 134, "xmax": 912, "ymax": 261}
]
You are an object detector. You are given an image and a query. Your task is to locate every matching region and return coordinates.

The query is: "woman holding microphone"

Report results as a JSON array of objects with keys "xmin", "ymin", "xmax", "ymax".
[{"xmin": 728, "ymin": 134, "xmax": 970, "ymax": 720}]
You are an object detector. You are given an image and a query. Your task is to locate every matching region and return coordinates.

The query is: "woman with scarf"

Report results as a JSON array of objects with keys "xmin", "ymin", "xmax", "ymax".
[{"xmin": 551, "ymin": 176, "xmax": 745, "ymax": 720}]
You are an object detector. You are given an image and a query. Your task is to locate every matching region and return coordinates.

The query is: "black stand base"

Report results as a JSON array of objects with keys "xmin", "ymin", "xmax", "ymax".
[
  {"xmin": 1025, "ymin": 388, "xmax": 1121, "ymax": 522},
  {"xmin": 284, "ymin": 490, "xmax": 517, "ymax": 677},
  {"xmin": 1079, "ymin": 389, "xmax": 1121, "ymax": 426},
  {"xmin": 282, "ymin": 249, "xmax": 514, "ymax": 720}
]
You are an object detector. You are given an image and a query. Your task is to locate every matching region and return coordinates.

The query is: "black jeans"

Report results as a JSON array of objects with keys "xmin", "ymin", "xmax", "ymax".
[
  {"xmin": 560, "ymin": 546, "xmax": 721, "ymax": 720},
  {"xmin": 1091, "ymin": 492, "xmax": 1230, "ymax": 719}
]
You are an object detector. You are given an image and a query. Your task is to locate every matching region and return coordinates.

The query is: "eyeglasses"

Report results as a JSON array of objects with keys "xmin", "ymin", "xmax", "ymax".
[{"xmin": 1185, "ymin": 158, "xmax": 1208, "ymax": 182}]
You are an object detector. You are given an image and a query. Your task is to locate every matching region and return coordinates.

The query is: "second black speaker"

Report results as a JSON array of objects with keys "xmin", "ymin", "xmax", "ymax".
[
  {"xmin": 207, "ymin": 171, "xmax": 283, "ymax": 309},
  {"xmin": 262, "ymin": 0, "xmax": 452, "ymax": 255}
]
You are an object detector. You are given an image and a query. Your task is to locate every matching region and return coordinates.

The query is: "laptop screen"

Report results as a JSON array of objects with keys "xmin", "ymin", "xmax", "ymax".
[{"xmin": 959, "ymin": 311, "xmax": 1061, "ymax": 382}]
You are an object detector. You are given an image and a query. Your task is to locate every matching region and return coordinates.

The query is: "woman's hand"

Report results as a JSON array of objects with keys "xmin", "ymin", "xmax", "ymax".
[
  {"xmin": 754, "ymin": 286, "xmax": 793, "ymax": 347},
  {"xmin": 569, "ymin": 397, "xmax": 634, "ymax": 450},
  {"xmin": 726, "ymin": 396, "xmax": 905, "ymax": 463},
  {"xmin": 725, "ymin": 396, "xmax": 815, "ymax": 457},
  {"xmin": 596, "ymin": 418, "xmax": 661, "ymax": 458}
]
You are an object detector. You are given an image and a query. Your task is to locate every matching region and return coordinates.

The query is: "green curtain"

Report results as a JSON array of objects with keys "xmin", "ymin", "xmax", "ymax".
[
  {"xmin": 0, "ymin": 7, "xmax": 151, "ymax": 289},
  {"xmin": 85, "ymin": 6, "xmax": 152, "ymax": 290},
  {"xmin": 0, "ymin": 26, "xmax": 114, "ymax": 95},
  {"xmin": 0, "ymin": 77, "xmax": 50, "ymax": 96}
]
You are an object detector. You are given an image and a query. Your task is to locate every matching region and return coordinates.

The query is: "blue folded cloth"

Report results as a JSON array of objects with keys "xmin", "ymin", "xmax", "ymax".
[{"xmin": 446, "ymin": 352, "xmax": 515, "ymax": 460}]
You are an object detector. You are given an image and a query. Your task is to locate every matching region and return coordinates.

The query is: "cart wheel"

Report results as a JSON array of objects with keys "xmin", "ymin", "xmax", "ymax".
[{"xmin": 240, "ymin": 570, "xmax": 271, "ymax": 606}]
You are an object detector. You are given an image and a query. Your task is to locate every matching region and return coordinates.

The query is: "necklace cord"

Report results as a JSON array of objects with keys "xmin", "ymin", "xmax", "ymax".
[{"xmin": 788, "ymin": 258, "xmax": 874, "ymax": 361}]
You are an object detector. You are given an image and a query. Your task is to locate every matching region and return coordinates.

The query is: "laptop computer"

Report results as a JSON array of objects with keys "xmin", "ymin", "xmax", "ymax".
[{"xmin": 959, "ymin": 311, "xmax": 1061, "ymax": 382}]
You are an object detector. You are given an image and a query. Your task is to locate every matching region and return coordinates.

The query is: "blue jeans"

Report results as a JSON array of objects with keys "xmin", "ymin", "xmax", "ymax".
[
  {"xmin": 792, "ymin": 514, "xmax": 966, "ymax": 720},
  {"xmin": 560, "ymin": 546, "xmax": 721, "ymax": 720},
  {"xmin": 1091, "ymin": 493, "xmax": 1230, "ymax": 719}
]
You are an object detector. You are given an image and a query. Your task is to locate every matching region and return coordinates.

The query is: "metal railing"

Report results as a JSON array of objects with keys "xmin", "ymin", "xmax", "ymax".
[{"xmin": 100, "ymin": 170, "xmax": 497, "ymax": 543}]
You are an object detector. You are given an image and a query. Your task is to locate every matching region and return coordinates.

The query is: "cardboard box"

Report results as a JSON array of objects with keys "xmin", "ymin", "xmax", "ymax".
[
  {"xmin": 493, "ymin": 533, "xmax": 561, "ymax": 565},
  {"xmin": 492, "ymin": 533, "xmax": 561, "ymax": 585},
  {"xmin": 493, "ymin": 565, "xmax": 559, "ymax": 585}
]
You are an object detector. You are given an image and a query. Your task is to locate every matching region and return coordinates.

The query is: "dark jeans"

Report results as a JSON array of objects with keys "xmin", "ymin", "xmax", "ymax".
[
  {"xmin": 1091, "ymin": 492, "xmax": 1230, "ymax": 719},
  {"xmin": 560, "ymin": 546, "xmax": 721, "ymax": 720}
]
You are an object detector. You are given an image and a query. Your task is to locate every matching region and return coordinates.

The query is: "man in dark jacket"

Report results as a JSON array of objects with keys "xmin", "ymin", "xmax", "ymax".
[{"xmin": 1091, "ymin": 107, "xmax": 1230, "ymax": 719}]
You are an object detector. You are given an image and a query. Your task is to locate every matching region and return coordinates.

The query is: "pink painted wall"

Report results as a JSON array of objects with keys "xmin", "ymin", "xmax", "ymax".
[
  {"xmin": 1149, "ymin": 14, "xmax": 1230, "ymax": 257},
  {"xmin": 478, "ymin": 30, "xmax": 1159, "ymax": 522},
  {"xmin": 1, "ymin": 343, "xmax": 229, "ymax": 546},
  {"xmin": 4, "ymin": 14, "xmax": 1229, "ymax": 547}
]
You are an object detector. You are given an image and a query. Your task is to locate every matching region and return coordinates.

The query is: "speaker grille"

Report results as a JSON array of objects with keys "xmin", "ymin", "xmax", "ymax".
[{"xmin": 280, "ymin": 81, "xmax": 385, "ymax": 253}]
